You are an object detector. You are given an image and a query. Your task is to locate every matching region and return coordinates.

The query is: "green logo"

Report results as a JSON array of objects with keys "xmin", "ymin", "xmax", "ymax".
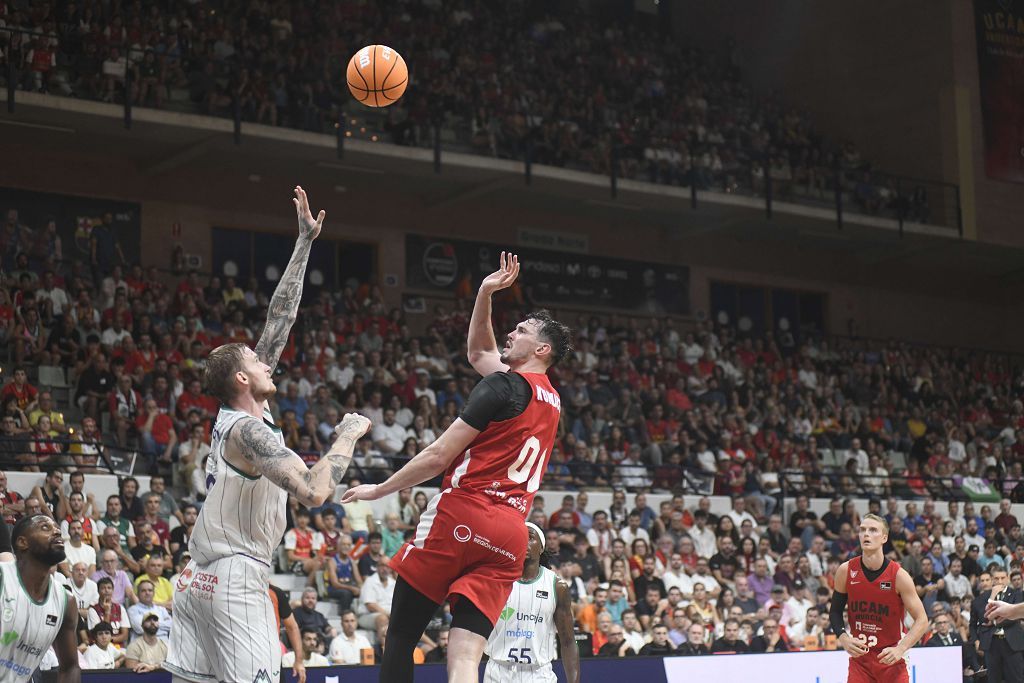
[
  {"xmin": 499, "ymin": 607, "xmax": 516, "ymax": 622},
  {"xmin": 1, "ymin": 630, "xmax": 18, "ymax": 646}
]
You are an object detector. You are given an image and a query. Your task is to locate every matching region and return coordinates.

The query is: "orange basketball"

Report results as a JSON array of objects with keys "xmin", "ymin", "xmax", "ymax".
[{"xmin": 346, "ymin": 44, "xmax": 408, "ymax": 107}]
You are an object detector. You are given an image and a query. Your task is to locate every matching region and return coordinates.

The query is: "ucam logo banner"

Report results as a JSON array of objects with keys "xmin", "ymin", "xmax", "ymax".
[{"xmin": 662, "ymin": 646, "xmax": 961, "ymax": 683}]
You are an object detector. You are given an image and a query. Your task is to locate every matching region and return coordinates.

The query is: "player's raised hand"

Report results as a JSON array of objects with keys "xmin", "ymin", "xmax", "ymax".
[
  {"xmin": 479, "ymin": 251, "xmax": 520, "ymax": 295},
  {"xmin": 341, "ymin": 483, "xmax": 382, "ymax": 503},
  {"xmin": 838, "ymin": 632, "xmax": 869, "ymax": 658},
  {"xmin": 293, "ymin": 185, "xmax": 324, "ymax": 240},
  {"xmin": 335, "ymin": 413, "xmax": 372, "ymax": 442}
]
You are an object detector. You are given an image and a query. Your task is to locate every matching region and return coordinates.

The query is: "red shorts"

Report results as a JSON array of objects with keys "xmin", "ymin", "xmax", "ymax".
[
  {"xmin": 391, "ymin": 489, "xmax": 527, "ymax": 625},
  {"xmin": 848, "ymin": 655, "xmax": 909, "ymax": 683}
]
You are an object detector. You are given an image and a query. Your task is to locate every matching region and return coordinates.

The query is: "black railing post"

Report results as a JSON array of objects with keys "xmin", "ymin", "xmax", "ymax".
[
  {"xmin": 524, "ymin": 138, "xmax": 532, "ymax": 186},
  {"xmin": 834, "ymin": 158, "xmax": 843, "ymax": 230},
  {"xmin": 232, "ymin": 75, "xmax": 241, "ymax": 145},
  {"xmin": 123, "ymin": 49, "xmax": 132, "ymax": 129},
  {"xmin": 764, "ymin": 155, "xmax": 773, "ymax": 220},
  {"xmin": 610, "ymin": 145, "xmax": 618, "ymax": 198},
  {"xmin": 433, "ymin": 124, "xmax": 441, "ymax": 174},
  {"xmin": 6, "ymin": 55, "xmax": 14, "ymax": 113},
  {"xmin": 337, "ymin": 110, "xmax": 346, "ymax": 159},
  {"xmin": 956, "ymin": 184, "xmax": 963, "ymax": 238},
  {"xmin": 897, "ymin": 177, "xmax": 904, "ymax": 238},
  {"xmin": 690, "ymin": 177, "xmax": 697, "ymax": 209}
]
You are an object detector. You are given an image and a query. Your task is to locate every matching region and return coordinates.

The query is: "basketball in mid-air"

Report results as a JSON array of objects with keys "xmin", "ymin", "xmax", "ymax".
[{"xmin": 346, "ymin": 45, "xmax": 408, "ymax": 107}]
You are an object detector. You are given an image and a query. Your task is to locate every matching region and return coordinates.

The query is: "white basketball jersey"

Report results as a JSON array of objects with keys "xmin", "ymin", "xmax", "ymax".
[
  {"xmin": 0, "ymin": 561, "xmax": 67, "ymax": 683},
  {"xmin": 189, "ymin": 406, "xmax": 288, "ymax": 567},
  {"xmin": 486, "ymin": 566, "xmax": 559, "ymax": 665}
]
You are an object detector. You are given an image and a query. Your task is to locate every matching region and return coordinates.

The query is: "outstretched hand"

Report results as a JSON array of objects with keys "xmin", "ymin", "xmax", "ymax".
[
  {"xmin": 479, "ymin": 251, "xmax": 520, "ymax": 295},
  {"xmin": 341, "ymin": 484, "xmax": 382, "ymax": 504},
  {"xmin": 986, "ymin": 599, "xmax": 1015, "ymax": 623},
  {"xmin": 293, "ymin": 185, "xmax": 324, "ymax": 240}
]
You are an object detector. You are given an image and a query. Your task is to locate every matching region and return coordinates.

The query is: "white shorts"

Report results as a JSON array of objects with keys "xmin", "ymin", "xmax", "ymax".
[
  {"xmin": 164, "ymin": 555, "xmax": 280, "ymax": 683},
  {"xmin": 483, "ymin": 660, "xmax": 557, "ymax": 683}
]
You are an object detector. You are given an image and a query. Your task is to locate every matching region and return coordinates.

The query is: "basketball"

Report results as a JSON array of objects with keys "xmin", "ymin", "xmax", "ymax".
[{"xmin": 346, "ymin": 44, "xmax": 408, "ymax": 107}]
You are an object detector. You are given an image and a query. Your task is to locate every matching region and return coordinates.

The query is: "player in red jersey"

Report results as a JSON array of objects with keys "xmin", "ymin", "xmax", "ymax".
[
  {"xmin": 343, "ymin": 252, "xmax": 571, "ymax": 683},
  {"xmin": 831, "ymin": 514, "xmax": 929, "ymax": 683}
]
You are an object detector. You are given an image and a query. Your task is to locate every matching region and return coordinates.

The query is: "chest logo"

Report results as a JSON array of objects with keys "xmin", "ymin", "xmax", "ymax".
[
  {"xmin": 453, "ymin": 525, "xmax": 472, "ymax": 543},
  {"xmin": 0, "ymin": 630, "xmax": 18, "ymax": 645},
  {"xmin": 500, "ymin": 607, "xmax": 516, "ymax": 621},
  {"xmin": 880, "ymin": 581, "xmax": 892, "ymax": 591},
  {"xmin": 45, "ymin": 614, "xmax": 58, "ymax": 626},
  {"xmin": 850, "ymin": 570, "xmax": 858, "ymax": 578},
  {"xmin": 536, "ymin": 590, "xmax": 549, "ymax": 599}
]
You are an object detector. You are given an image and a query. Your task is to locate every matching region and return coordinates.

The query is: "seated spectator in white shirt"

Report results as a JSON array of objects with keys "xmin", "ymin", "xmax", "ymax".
[
  {"xmin": 127, "ymin": 580, "xmax": 173, "ymax": 641},
  {"xmin": 67, "ymin": 562, "xmax": 99, "ymax": 613},
  {"xmin": 371, "ymin": 409, "xmax": 407, "ymax": 455},
  {"xmin": 329, "ymin": 610, "xmax": 373, "ymax": 665},
  {"xmin": 358, "ymin": 563, "xmax": 395, "ymax": 641},
  {"xmin": 282, "ymin": 629, "xmax": 331, "ymax": 668},
  {"xmin": 60, "ymin": 520, "xmax": 97, "ymax": 575},
  {"xmin": 83, "ymin": 622, "xmax": 125, "ymax": 669}
]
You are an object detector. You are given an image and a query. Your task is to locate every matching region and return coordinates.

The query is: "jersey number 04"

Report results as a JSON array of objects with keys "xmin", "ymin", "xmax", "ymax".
[{"xmin": 507, "ymin": 436, "xmax": 546, "ymax": 493}]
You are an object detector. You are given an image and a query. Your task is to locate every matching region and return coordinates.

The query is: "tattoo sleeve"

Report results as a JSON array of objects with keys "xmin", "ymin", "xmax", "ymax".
[
  {"xmin": 235, "ymin": 417, "xmax": 356, "ymax": 507},
  {"xmin": 254, "ymin": 236, "xmax": 313, "ymax": 372}
]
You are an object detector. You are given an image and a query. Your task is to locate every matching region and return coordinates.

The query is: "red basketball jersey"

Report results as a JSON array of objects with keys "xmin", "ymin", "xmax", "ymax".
[
  {"xmin": 846, "ymin": 556, "xmax": 906, "ymax": 653},
  {"xmin": 441, "ymin": 371, "xmax": 561, "ymax": 518}
]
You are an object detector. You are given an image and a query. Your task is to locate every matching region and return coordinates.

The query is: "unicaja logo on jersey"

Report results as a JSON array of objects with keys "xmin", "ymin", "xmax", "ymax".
[
  {"xmin": 0, "ymin": 631, "xmax": 17, "ymax": 646},
  {"xmin": 453, "ymin": 525, "xmax": 472, "ymax": 542},
  {"xmin": 500, "ymin": 607, "xmax": 516, "ymax": 621}
]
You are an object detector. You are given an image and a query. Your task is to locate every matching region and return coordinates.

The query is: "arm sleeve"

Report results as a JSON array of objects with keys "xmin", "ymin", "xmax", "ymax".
[
  {"xmin": 0, "ymin": 520, "xmax": 11, "ymax": 554},
  {"xmin": 460, "ymin": 373, "xmax": 517, "ymax": 431},
  {"xmin": 829, "ymin": 590, "xmax": 848, "ymax": 637}
]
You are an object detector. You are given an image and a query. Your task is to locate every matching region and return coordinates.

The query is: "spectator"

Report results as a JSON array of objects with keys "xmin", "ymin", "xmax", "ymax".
[
  {"xmin": 284, "ymin": 509, "xmax": 324, "ymax": 582},
  {"xmin": 292, "ymin": 588, "xmax": 336, "ymax": 644},
  {"xmin": 133, "ymin": 554, "xmax": 173, "ymax": 610},
  {"xmin": 67, "ymin": 562, "xmax": 100, "ymax": 614},
  {"xmin": 283, "ymin": 629, "xmax": 330, "ymax": 668},
  {"xmin": 639, "ymin": 624, "xmax": 675, "ymax": 656},
  {"xmin": 83, "ymin": 622, "xmax": 124, "ymax": 669},
  {"xmin": 170, "ymin": 504, "xmax": 197, "ymax": 557},
  {"xmin": 61, "ymin": 520, "xmax": 97, "ymax": 575},
  {"xmin": 343, "ymin": 478, "xmax": 376, "ymax": 542},
  {"xmin": 88, "ymin": 578, "xmax": 130, "ymax": 646},
  {"xmin": 357, "ymin": 532, "xmax": 386, "ymax": 578},
  {"xmin": 597, "ymin": 624, "xmax": 634, "ymax": 657},
  {"xmin": 329, "ymin": 610, "xmax": 372, "ymax": 665},
  {"xmin": 677, "ymin": 623, "xmax": 710, "ymax": 656},
  {"xmin": 124, "ymin": 614, "xmax": 168, "ymax": 672},
  {"xmin": 710, "ymin": 618, "xmax": 749, "ymax": 654},
  {"xmin": 127, "ymin": 580, "xmax": 173, "ymax": 641},
  {"xmin": 357, "ymin": 562, "xmax": 395, "ymax": 642},
  {"xmin": 92, "ymin": 548, "xmax": 137, "ymax": 606},
  {"xmin": 750, "ymin": 617, "xmax": 789, "ymax": 653}
]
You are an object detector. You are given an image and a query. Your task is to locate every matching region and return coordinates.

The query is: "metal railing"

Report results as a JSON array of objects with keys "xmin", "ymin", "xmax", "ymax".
[
  {"xmin": 0, "ymin": 434, "xmax": 134, "ymax": 475},
  {"xmin": 0, "ymin": 26, "xmax": 962, "ymax": 235}
]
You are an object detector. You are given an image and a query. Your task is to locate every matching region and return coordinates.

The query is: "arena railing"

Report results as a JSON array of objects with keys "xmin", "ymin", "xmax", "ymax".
[
  {"xmin": 0, "ymin": 27, "xmax": 962, "ymax": 237},
  {"xmin": 0, "ymin": 434, "xmax": 135, "ymax": 476}
]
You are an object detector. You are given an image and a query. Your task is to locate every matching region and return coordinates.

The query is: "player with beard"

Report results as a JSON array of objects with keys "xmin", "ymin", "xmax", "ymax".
[
  {"xmin": 832, "ymin": 514, "xmax": 929, "ymax": 683},
  {"xmin": 0, "ymin": 516, "xmax": 81, "ymax": 682},
  {"xmin": 343, "ymin": 253, "xmax": 572, "ymax": 683},
  {"xmin": 164, "ymin": 187, "xmax": 371, "ymax": 683}
]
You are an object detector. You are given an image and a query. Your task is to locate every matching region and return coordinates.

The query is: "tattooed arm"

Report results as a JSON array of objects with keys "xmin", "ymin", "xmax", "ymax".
[
  {"xmin": 231, "ymin": 413, "xmax": 371, "ymax": 508},
  {"xmin": 253, "ymin": 185, "xmax": 325, "ymax": 373}
]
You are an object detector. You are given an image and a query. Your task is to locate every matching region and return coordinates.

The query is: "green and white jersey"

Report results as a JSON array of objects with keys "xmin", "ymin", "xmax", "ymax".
[
  {"xmin": 486, "ymin": 566, "xmax": 559, "ymax": 666},
  {"xmin": 189, "ymin": 406, "xmax": 287, "ymax": 567},
  {"xmin": 0, "ymin": 561, "xmax": 67, "ymax": 683}
]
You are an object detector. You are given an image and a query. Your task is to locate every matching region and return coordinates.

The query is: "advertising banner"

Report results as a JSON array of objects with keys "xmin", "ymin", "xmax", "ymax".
[{"xmin": 974, "ymin": 0, "xmax": 1024, "ymax": 182}]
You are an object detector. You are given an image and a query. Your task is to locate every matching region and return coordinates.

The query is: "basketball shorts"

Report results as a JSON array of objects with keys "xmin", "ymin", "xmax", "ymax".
[
  {"xmin": 164, "ymin": 555, "xmax": 280, "ymax": 683},
  {"xmin": 848, "ymin": 654, "xmax": 909, "ymax": 683},
  {"xmin": 484, "ymin": 660, "xmax": 558, "ymax": 683},
  {"xmin": 393, "ymin": 488, "xmax": 528, "ymax": 625}
]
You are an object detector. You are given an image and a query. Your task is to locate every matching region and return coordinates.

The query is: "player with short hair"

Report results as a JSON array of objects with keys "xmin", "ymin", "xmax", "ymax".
[
  {"xmin": 484, "ymin": 522, "xmax": 579, "ymax": 683},
  {"xmin": 343, "ymin": 252, "xmax": 572, "ymax": 683},
  {"xmin": 0, "ymin": 516, "xmax": 81, "ymax": 683},
  {"xmin": 164, "ymin": 187, "xmax": 371, "ymax": 683},
  {"xmin": 832, "ymin": 513, "xmax": 929, "ymax": 683}
]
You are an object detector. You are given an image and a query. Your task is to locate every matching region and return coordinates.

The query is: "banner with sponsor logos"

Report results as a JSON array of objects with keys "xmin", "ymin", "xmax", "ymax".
[
  {"xmin": 71, "ymin": 646, "xmax": 959, "ymax": 683},
  {"xmin": 405, "ymin": 234, "xmax": 689, "ymax": 314},
  {"xmin": 974, "ymin": 0, "xmax": 1024, "ymax": 182},
  {"xmin": 0, "ymin": 187, "xmax": 141, "ymax": 268}
]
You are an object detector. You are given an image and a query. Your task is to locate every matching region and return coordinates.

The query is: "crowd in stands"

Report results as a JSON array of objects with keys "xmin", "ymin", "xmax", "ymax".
[{"xmin": 0, "ymin": 0, "xmax": 930, "ymax": 221}]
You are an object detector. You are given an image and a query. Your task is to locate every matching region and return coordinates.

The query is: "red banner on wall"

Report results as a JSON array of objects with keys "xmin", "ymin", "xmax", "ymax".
[{"xmin": 974, "ymin": 0, "xmax": 1024, "ymax": 182}]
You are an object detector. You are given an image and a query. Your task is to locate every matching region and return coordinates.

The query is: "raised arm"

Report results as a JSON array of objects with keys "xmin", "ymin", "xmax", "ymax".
[
  {"xmin": 341, "ymin": 418, "xmax": 480, "ymax": 503},
  {"xmin": 254, "ymin": 186, "xmax": 324, "ymax": 373},
  {"xmin": 234, "ymin": 413, "xmax": 370, "ymax": 508},
  {"xmin": 466, "ymin": 251, "xmax": 518, "ymax": 376}
]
